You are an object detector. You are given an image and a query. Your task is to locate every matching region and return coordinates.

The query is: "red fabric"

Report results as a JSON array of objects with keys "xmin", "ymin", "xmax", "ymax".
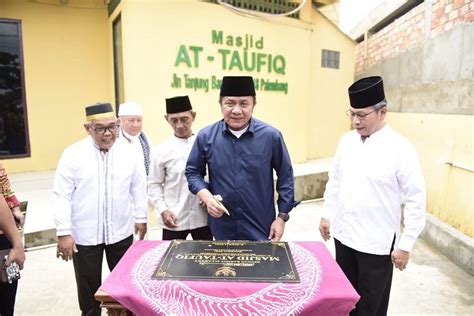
[
  {"xmin": 5, "ymin": 195, "xmax": 19, "ymax": 209},
  {"xmin": 0, "ymin": 164, "xmax": 20, "ymax": 208},
  {"xmin": 100, "ymin": 241, "xmax": 359, "ymax": 316}
]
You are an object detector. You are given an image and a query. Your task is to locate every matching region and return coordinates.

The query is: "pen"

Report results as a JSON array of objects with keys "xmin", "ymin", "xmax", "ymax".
[{"xmin": 213, "ymin": 195, "xmax": 230, "ymax": 216}]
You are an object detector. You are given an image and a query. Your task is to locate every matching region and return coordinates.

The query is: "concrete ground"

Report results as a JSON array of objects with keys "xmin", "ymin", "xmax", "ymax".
[{"xmin": 12, "ymin": 200, "xmax": 474, "ymax": 316}]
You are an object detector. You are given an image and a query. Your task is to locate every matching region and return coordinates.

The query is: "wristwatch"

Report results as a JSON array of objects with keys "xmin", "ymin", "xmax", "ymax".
[{"xmin": 277, "ymin": 212, "xmax": 290, "ymax": 222}]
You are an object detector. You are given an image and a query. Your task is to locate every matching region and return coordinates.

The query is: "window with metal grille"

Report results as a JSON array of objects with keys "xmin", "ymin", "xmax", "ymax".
[
  {"xmin": 321, "ymin": 49, "xmax": 340, "ymax": 69},
  {"xmin": 212, "ymin": 0, "xmax": 300, "ymax": 19}
]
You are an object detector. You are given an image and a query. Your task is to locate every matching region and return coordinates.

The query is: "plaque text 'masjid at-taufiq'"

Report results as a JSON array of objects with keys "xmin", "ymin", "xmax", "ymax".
[{"xmin": 154, "ymin": 240, "xmax": 300, "ymax": 283}]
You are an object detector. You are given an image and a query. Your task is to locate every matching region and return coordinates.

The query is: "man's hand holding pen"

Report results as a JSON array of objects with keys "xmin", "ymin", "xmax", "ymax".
[
  {"xmin": 197, "ymin": 189, "xmax": 231, "ymax": 218},
  {"xmin": 212, "ymin": 195, "xmax": 230, "ymax": 216}
]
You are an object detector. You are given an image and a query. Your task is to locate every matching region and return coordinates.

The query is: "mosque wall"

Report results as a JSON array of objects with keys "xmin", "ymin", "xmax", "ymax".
[
  {"xmin": 1, "ymin": 0, "xmax": 112, "ymax": 172},
  {"xmin": 1, "ymin": 0, "xmax": 355, "ymax": 172},
  {"xmin": 114, "ymin": 0, "xmax": 355, "ymax": 164}
]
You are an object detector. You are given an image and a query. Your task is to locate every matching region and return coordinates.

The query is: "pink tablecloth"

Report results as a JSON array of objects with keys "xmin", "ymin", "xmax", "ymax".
[{"xmin": 100, "ymin": 241, "xmax": 359, "ymax": 315}]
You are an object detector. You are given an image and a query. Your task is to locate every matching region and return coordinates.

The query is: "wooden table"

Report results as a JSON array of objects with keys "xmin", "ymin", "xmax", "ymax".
[{"xmin": 95, "ymin": 289, "xmax": 132, "ymax": 316}]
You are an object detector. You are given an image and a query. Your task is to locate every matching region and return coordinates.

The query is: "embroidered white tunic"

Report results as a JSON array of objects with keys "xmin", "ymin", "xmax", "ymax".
[
  {"xmin": 322, "ymin": 124, "xmax": 426, "ymax": 255},
  {"xmin": 53, "ymin": 137, "xmax": 147, "ymax": 246},
  {"xmin": 148, "ymin": 135, "xmax": 208, "ymax": 231},
  {"xmin": 120, "ymin": 129, "xmax": 146, "ymax": 169}
]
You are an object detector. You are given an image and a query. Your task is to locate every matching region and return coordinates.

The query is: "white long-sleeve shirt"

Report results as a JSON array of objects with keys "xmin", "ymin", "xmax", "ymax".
[
  {"xmin": 148, "ymin": 135, "xmax": 208, "ymax": 231},
  {"xmin": 121, "ymin": 129, "xmax": 144, "ymax": 163},
  {"xmin": 119, "ymin": 128, "xmax": 152, "ymax": 175},
  {"xmin": 322, "ymin": 124, "xmax": 426, "ymax": 255},
  {"xmin": 53, "ymin": 137, "xmax": 147, "ymax": 246}
]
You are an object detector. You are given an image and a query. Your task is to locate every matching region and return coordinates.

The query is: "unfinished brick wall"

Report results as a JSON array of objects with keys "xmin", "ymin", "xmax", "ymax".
[{"xmin": 355, "ymin": 0, "xmax": 474, "ymax": 75}]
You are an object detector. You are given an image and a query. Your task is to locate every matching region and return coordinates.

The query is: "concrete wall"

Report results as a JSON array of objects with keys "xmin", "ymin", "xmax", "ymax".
[
  {"xmin": 354, "ymin": 0, "xmax": 473, "ymax": 238},
  {"xmin": 359, "ymin": 22, "xmax": 473, "ymax": 115},
  {"xmin": 421, "ymin": 212, "xmax": 474, "ymax": 275}
]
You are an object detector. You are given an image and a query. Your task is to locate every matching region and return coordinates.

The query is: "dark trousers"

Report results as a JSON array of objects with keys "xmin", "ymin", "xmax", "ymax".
[
  {"xmin": 162, "ymin": 226, "xmax": 213, "ymax": 241},
  {"xmin": 0, "ymin": 235, "xmax": 17, "ymax": 316},
  {"xmin": 72, "ymin": 235, "xmax": 133, "ymax": 316},
  {"xmin": 335, "ymin": 238, "xmax": 394, "ymax": 316}
]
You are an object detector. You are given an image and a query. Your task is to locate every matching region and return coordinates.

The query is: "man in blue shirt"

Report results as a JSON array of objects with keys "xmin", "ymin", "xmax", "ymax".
[{"xmin": 185, "ymin": 76, "xmax": 298, "ymax": 241}]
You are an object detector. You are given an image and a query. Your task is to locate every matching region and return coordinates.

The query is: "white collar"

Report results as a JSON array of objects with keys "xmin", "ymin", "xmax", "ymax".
[{"xmin": 229, "ymin": 125, "xmax": 249, "ymax": 138}]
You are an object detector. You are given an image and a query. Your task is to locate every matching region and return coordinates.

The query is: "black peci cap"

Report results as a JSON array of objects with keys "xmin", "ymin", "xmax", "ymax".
[
  {"xmin": 219, "ymin": 76, "xmax": 256, "ymax": 97},
  {"xmin": 166, "ymin": 96, "xmax": 192, "ymax": 114},
  {"xmin": 348, "ymin": 76, "xmax": 385, "ymax": 109}
]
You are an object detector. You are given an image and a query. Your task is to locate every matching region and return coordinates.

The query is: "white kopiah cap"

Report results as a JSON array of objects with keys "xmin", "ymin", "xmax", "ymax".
[{"xmin": 118, "ymin": 101, "xmax": 143, "ymax": 116}]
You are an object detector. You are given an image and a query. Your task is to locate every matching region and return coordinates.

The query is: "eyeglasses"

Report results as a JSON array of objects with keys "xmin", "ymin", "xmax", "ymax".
[
  {"xmin": 89, "ymin": 124, "xmax": 119, "ymax": 134},
  {"xmin": 346, "ymin": 109, "xmax": 377, "ymax": 120}
]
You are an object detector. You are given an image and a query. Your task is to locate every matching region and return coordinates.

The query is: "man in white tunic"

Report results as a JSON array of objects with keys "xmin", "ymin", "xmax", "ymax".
[
  {"xmin": 53, "ymin": 103, "xmax": 147, "ymax": 316},
  {"xmin": 118, "ymin": 101, "xmax": 151, "ymax": 175},
  {"xmin": 319, "ymin": 76, "xmax": 426, "ymax": 316},
  {"xmin": 148, "ymin": 96, "xmax": 212, "ymax": 240}
]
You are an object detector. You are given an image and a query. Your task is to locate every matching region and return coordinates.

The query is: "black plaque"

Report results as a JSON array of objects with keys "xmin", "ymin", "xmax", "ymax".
[{"xmin": 153, "ymin": 240, "xmax": 300, "ymax": 283}]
